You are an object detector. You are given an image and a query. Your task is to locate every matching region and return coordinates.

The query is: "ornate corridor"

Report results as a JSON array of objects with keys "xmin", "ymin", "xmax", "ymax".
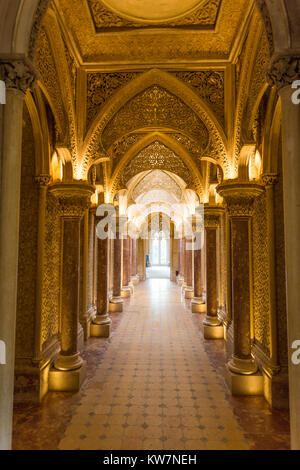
[
  {"xmin": 0, "ymin": 0, "xmax": 300, "ymax": 451},
  {"xmin": 13, "ymin": 278, "xmax": 290, "ymax": 450}
]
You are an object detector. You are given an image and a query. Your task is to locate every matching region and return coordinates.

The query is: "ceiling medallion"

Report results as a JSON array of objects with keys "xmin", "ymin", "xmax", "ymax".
[{"xmin": 100, "ymin": 0, "xmax": 207, "ymax": 23}]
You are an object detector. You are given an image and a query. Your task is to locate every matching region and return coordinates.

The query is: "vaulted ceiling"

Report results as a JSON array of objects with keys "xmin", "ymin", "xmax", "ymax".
[{"xmin": 54, "ymin": 0, "xmax": 252, "ymax": 63}]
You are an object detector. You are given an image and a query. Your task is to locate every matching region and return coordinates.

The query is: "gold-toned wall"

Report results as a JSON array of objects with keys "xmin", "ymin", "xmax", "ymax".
[
  {"xmin": 15, "ymin": 106, "xmax": 39, "ymax": 360},
  {"xmin": 252, "ymin": 191, "xmax": 271, "ymax": 356}
]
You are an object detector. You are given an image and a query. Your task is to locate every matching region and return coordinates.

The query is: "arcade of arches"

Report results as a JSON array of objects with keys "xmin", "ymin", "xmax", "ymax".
[{"xmin": 1, "ymin": 0, "xmax": 300, "ymax": 451}]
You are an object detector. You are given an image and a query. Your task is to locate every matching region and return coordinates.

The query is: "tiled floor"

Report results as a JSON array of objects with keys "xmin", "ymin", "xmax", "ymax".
[{"xmin": 13, "ymin": 278, "xmax": 290, "ymax": 450}]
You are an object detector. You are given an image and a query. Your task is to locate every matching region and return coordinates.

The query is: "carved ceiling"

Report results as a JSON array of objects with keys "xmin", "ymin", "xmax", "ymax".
[
  {"xmin": 101, "ymin": 85, "xmax": 210, "ymax": 150},
  {"xmin": 135, "ymin": 190, "xmax": 180, "ymax": 207},
  {"xmin": 132, "ymin": 170, "xmax": 182, "ymax": 202},
  {"xmin": 121, "ymin": 141, "xmax": 193, "ymax": 187},
  {"xmin": 87, "ymin": 0, "xmax": 221, "ymax": 30},
  {"xmin": 55, "ymin": 0, "xmax": 250, "ymax": 62}
]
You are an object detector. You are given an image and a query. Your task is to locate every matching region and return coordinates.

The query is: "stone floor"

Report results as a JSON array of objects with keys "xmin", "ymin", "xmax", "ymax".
[{"xmin": 13, "ymin": 278, "xmax": 290, "ymax": 450}]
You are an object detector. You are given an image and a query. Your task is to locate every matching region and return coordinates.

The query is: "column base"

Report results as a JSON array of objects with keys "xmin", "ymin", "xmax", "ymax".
[
  {"xmin": 191, "ymin": 297, "xmax": 206, "ymax": 313},
  {"xmin": 228, "ymin": 355, "xmax": 258, "ymax": 375},
  {"xmin": 49, "ymin": 361, "xmax": 86, "ymax": 392},
  {"xmin": 121, "ymin": 286, "xmax": 131, "ymax": 298},
  {"xmin": 183, "ymin": 286, "xmax": 194, "ymax": 299},
  {"xmin": 225, "ymin": 363, "xmax": 263, "ymax": 396},
  {"xmin": 109, "ymin": 296, "xmax": 124, "ymax": 312},
  {"xmin": 90, "ymin": 314, "xmax": 111, "ymax": 338},
  {"xmin": 203, "ymin": 316, "xmax": 223, "ymax": 339}
]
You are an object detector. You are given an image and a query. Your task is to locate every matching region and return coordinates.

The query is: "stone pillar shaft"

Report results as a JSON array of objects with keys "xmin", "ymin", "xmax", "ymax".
[
  {"xmin": 217, "ymin": 182, "xmax": 264, "ymax": 374},
  {"xmin": 34, "ymin": 175, "xmax": 51, "ymax": 361},
  {"xmin": 60, "ymin": 217, "xmax": 81, "ymax": 360},
  {"xmin": 202, "ymin": 208, "xmax": 223, "ymax": 338},
  {"xmin": 0, "ymin": 58, "xmax": 36, "ymax": 450},
  {"xmin": 205, "ymin": 227, "xmax": 218, "ymax": 320},
  {"xmin": 267, "ymin": 57, "xmax": 300, "ymax": 448},
  {"xmin": 231, "ymin": 217, "xmax": 251, "ymax": 359},
  {"xmin": 110, "ymin": 217, "xmax": 124, "ymax": 311},
  {"xmin": 123, "ymin": 237, "xmax": 130, "ymax": 288},
  {"xmin": 183, "ymin": 237, "xmax": 193, "ymax": 299},
  {"xmin": 91, "ymin": 210, "xmax": 112, "ymax": 337}
]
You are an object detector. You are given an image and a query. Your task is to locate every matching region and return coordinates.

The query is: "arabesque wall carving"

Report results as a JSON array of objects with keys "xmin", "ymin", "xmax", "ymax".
[
  {"xmin": 87, "ymin": 72, "xmax": 140, "ymax": 128},
  {"xmin": 252, "ymin": 191, "xmax": 271, "ymax": 355},
  {"xmin": 172, "ymin": 71, "xmax": 225, "ymax": 126},
  {"xmin": 16, "ymin": 107, "xmax": 39, "ymax": 359},
  {"xmin": 41, "ymin": 194, "xmax": 60, "ymax": 346},
  {"xmin": 121, "ymin": 141, "xmax": 193, "ymax": 187},
  {"xmin": 101, "ymin": 85, "xmax": 210, "ymax": 150}
]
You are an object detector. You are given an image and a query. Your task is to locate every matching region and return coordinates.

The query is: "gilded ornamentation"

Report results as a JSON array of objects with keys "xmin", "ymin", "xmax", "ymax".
[
  {"xmin": 0, "ymin": 59, "xmax": 37, "ymax": 94},
  {"xmin": 217, "ymin": 182, "xmax": 264, "ymax": 217},
  {"xmin": 35, "ymin": 175, "xmax": 52, "ymax": 187},
  {"xmin": 172, "ymin": 71, "xmax": 225, "ymax": 125},
  {"xmin": 102, "ymin": 85, "xmax": 210, "ymax": 150},
  {"xmin": 111, "ymin": 133, "xmax": 146, "ymax": 171},
  {"xmin": 204, "ymin": 214, "xmax": 220, "ymax": 228},
  {"xmin": 57, "ymin": 0, "xmax": 249, "ymax": 63},
  {"xmin": 34, "ymin": 28, "xmax": 66, "ymax": 139},
  {"xmin": 267, "ymin": 56, "xmax": 300, "ymax": 90},
  {"xmin": 16, "ymin": 106, "xmax": 39, "ymax": 358},
  {"xmin": 121, "ymin": 141, "xmax": 193, "ymax": 186},
  {"xmin": 28, "ymin": 0, "xmax": 52, "ymax": 60},
  {"xmin": 132, "ymin": 170, "xmax": 182, "ymax": 202},
  {"xmin": 41, "ymin": 193, "xmax": 60, "ymax": 345},
  {"xmin": 262, "ymin": 174, "xmax": 278, "ymax": 188},
  {"xmin": 253, "ymin": 192, "xmax": 271, "ymax": 354},
  {"xmin": 87, "ymin": 0, "xmax": 220, "ymax": 31},
  {"xmin": 254, "ymin": 0, "xmax": 274, "ymax": 54},
  {"xmin": 87, "ymin": 72, "xmax": 140, "ymax": 128},
  {"xmin": 49, "ymin": 183, "xmax": 95, "ymax": 217},
  {"xmin": 244, "ymin": 30, "xmax": 270, "ymax": 137}
]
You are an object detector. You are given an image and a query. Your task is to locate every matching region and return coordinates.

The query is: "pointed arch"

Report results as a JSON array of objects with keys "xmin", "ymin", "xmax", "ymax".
[
  {"xmin": 81, "ymin": 69, "xmax": 228, "ymax": 176},
  {"xmin": 109, "ymin": 132, "xmax": 204, "ymax": 201}
]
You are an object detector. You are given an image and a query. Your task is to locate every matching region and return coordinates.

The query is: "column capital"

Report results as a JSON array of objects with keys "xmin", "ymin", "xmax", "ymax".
[
  {"xmin": 217, "ymin": 181, "xmax": 264, "ymax": 217},
  {"xmin": 261, "ymin": 173, "xmax": 278, "ymax": 188},
  {"xmin": 49, "ymin": 182, "xmax": 94, "ymax": 217},
  {"xmin": 204, "ymin": 205, "xmax": 224, "ymax": 228},
  {"xmin": 35, "ymin": 174, "xmax": 52, "ymax": 187},
  {"xmin": 267, "ymin": 54, "xmax": 300, "ymax": 90},
  {"xmin": 0, "ymin": 56, "xmax": 37, "ymax": 94}
]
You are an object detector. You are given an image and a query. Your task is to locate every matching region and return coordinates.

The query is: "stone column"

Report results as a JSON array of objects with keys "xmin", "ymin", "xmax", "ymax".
[
  {"xmin": 110, "ymin": 213, "xmax": 124, "ymax": 313},
  {"xmin": 121, "ymin": 235, "xmax": 131, "ymax": 298},
  {"xmin": 268, "ymin": 56, "xmax": 300, "ymax": 449},
  {"xmin": 34, "ymin": 175, "xmax": 52, "ymax": 361},
  {"xmin": 217, "ymin": 181, "xmax": 264, "ymax": 394},
  {"xmin": 90, "ymin": 208, "xmax": 112, "ymax": 338},
  {"xmin": 262, "ymin": 174, "xmax": 279, "ymax": 371},
  {"xmin": 79, "ymin": 209, "xmax": 90, "ymax": 340},
  {"xmin": 131, "ymin": 237, "xmax": 139, "ymax": 285},
  {"xmin": 177, "ymin": 238, "xmax": 185, "ymax": 286},
  {"xmin": 191, "ymin": 217, "xmax": 205, "ymax": 313},
  {"xmin": 48, "ymin": 182, "xmax": 94, "ymax": 392},
  {"xmin": 0, "ymin": 58, "xmax": 36, "ymax": 450},
  {"xmin": 203, "ymin": 207, "xmax": 224, "ymax": 338},
  {"xmin": 137, "ymin": 237, "xmax": 146, "ymax": 281},
  {"xmin": 183, "ymin": 236, "xmax": 194, "ymax": 299}
]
